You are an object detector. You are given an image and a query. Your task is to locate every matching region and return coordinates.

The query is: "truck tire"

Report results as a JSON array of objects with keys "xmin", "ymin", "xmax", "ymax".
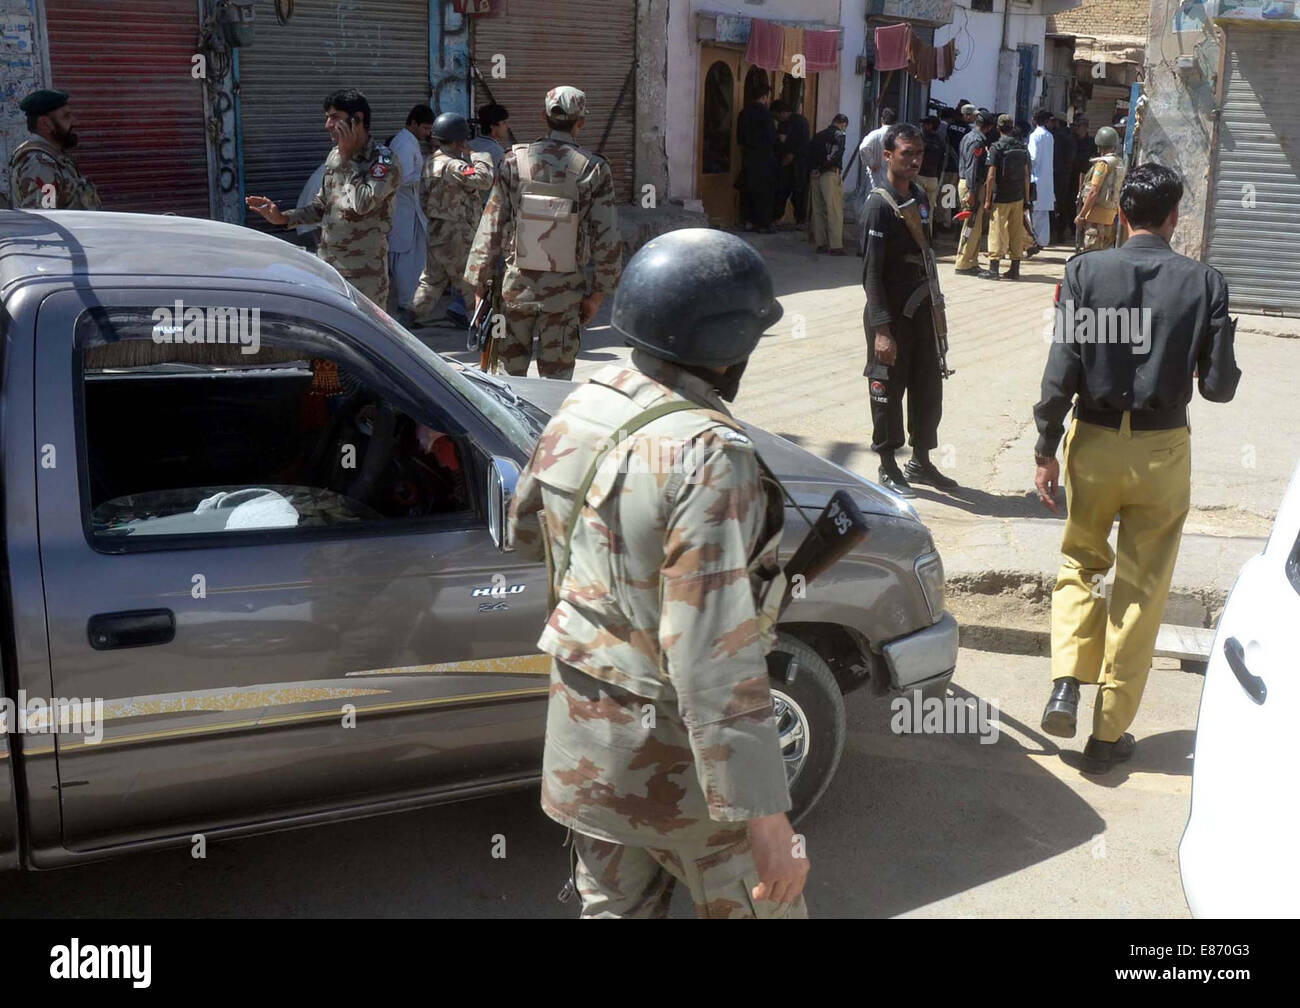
[{"xmin": 769, "ymin": 631, "xmax": 848, "ymax": 824}]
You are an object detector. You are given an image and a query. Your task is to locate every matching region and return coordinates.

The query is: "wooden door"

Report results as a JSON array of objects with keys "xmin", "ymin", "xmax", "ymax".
[{"xmin": 698, "ymin": 46, "xmax": 743, "ymax": 227}]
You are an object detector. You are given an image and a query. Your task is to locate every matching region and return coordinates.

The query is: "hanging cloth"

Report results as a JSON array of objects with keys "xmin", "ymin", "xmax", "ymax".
[
  {"xmin": 781, "ymin": 26, "xmax": 805, "ymax": 74},
  {"xmin": 874, "ymin": 23, "xmax": 910, "ymax": 72},
  {"xmin": 803, "ymin": 29, "xmax": 840, "ymax": 72},
  {"xmin": 745, "ymin": 18, "xmax": 784, "ymax": 71}
]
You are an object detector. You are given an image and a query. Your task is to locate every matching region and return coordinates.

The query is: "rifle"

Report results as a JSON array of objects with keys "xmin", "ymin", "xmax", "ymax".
[
  {"xmin": 469, "ymin": 282, "xmax": 500, "ymax": 372},
  {"xmin": 469, "ymin": 60, "xmax": 517, "ymax": 145}
]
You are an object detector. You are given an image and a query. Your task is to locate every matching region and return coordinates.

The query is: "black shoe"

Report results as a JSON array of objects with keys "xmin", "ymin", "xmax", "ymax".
[
  {"xmin": 445, "ymin": 308, "xmax": 471, "ymax": 329},
  {"xmin": 878, "ymin": 466, "xmax": 917, "ymax": 498},
  {"xmin": 1082, "ymin": 733, "xmax": 1137, "ymax": 774},
  {"xmin": 1041, "ymin": 677, "xmax": 1080, "ymax": 738},
  {"xmin": 1007, "ymin": 260, "xmax": 1021, "ymax": 280},
  {"xmin": 903, "ymin": 458, "xmax": 958, "ymax": 491},
  {"xmin": 953, "ymin": 266, "xmax": 979, "ymax": 275},
  {"xmin": 979, "ymin": 262, "xmax": 1001, "ymax": 281}
]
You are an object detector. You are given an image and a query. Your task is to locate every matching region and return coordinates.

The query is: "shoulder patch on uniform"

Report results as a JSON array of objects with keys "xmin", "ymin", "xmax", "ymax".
[
  {"xmin": 713, "ymin": 426, "xmax": 753, "ymax": 447},
  {"xmin": 33, "ymin": 151, "xmax": 55, "ymax": 165},
  {"xmin": 371, "ymin": 164, "xmax": 388, "ymax": 179}
]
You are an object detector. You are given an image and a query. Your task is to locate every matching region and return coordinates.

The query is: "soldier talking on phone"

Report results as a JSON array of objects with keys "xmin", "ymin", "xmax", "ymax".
[{"xmin": 246, "ymin": 88, "xmax": 401, "ymax": 308}]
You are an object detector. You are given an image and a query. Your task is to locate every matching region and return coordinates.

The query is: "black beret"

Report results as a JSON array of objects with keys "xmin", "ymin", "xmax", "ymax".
[{"xmin": 19, "ymin": 89, "xmax": 69, "ymax": 116}]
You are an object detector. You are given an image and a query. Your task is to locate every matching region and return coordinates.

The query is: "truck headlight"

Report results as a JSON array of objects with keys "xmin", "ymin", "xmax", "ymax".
[{"xmin": 915, "ymin": 551, "xmax": 946, "ymax": 624}]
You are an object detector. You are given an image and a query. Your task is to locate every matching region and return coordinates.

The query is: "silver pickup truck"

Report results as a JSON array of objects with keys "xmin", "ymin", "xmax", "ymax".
[{"xmin": 0, "ymin": 211, "xmax": 957, "ymax": 871}]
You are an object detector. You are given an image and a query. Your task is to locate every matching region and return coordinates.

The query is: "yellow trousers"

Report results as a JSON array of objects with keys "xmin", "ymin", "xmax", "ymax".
[
  {"xmin": 809, "ymin": 170, "xmax": 844, "ymax": 250},
  {"xmin": 955, "ymin": 179, "xmax": 986, "ymax": 269},
  {"xmin": 1051, "ymin": 416, "xmax": 1191, "ymax": 741},
  {"xmin": 987, "ymin": 199, "xmax": 1027, "ymax": 262}
]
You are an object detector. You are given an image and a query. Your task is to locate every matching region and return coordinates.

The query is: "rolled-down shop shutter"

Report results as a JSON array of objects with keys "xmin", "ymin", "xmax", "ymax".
[
  {"xmin": 472, "ymin": 0, "xmax": 636, "ymax": 202},
  {"xmin": 1207, "ymin": 28, "xmax": 1300, "ymax": 316},
  {"xmin": 236, "ymin": 0, "xmax": 431, "ymax": 234},
  {"xmin": 43, "ymin": 0, "xmax": 209, "ymax": 216}
]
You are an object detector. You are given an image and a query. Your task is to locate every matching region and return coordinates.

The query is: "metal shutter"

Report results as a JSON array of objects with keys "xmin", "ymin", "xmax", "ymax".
[
  {"xmin": 43, "ymin": 0, "xmax": 209, "ymax": 216},
  {"xmin": 236, "ymin": 0, "xmax": 430, "ymax": 231},
  {"xmin": 471, "ymin": 0, "xmax": 636, "ymax": 202},
  {"xmin": 1207, "ymin": 28, "xmax": 1300, "ymax": 315}
]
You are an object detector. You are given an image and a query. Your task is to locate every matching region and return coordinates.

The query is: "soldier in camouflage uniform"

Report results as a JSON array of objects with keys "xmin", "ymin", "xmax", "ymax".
[
  {"xmin": 411, "ymin": 112, "xmax": 494, "ymax": 322},
  {"xmin": 508, "ymin": 229, "xmax": 809, "ymax": 918},
  {"xmin": 8, "ymin": 89, "xmax": 101, "ymax": 210},
  {"xmin": 246, "ymin": 89, "xmax": 400, "ymax": 307},
  {"xmin": 1075, "ymin": 126, "xmax": 1126, "ymax": 252},
  {"xmin": 464, "ymin": 85, "xmax": 622, "ymax": 380}
]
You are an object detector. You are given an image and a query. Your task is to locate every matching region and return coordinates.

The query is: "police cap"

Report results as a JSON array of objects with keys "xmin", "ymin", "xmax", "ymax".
[{"xmin": 20, "ymin": 89, "xmax": 69, "ymax": 117}]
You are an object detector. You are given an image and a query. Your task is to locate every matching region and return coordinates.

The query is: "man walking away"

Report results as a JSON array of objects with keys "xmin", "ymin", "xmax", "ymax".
[
  {"xmin": 807, "ymin": 114, "xmax": 849, "ymax": 254},
  {"xmin": 1027, "ymin": 109, "xmax": 1055, "ymax": 249},
  {"xmin": 1051, "ymin": 115, "xmax": 1076, "ymax": 245},
  {"xmin": 737, "ymin": 82, "xmax": 779, "ymax": 233},
  {"xmin": 862, "ymin": 123, "xmax": 956, "ymax": 497},
  {"xmin": 981, "ymin": 114, "xmax": 1030, "ymax": 281},
  {"xmin": 1033, "ymin": 164, "xmax": 1240, "ymax": 774},
  {"xmin": 1076, "ymin": 126, "xmax": 1125, "ymax": 251},
  {"xmin": 954, "ymin": 111, "xmax": 995, "ymax": 275}
]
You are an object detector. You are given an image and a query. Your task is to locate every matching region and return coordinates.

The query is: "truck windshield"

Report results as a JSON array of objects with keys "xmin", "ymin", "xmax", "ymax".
[{"xmin": 353, "ymin": 296, "xmax": 542, "ymax": 458}]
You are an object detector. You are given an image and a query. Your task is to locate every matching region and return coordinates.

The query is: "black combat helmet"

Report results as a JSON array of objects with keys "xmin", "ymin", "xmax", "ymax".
[
  {"xmin": 612, "ymin": 229, "xmax": 783, "ymax": 367},
  {"xmin": 431, "ymin": 112, "xmax": 472, "ymax": 142}
]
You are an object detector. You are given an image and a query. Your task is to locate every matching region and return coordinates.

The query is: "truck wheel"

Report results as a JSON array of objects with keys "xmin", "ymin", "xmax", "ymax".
[{"xmin": 769, "ymin": 631, "xmax": 848, "ymax": 824}]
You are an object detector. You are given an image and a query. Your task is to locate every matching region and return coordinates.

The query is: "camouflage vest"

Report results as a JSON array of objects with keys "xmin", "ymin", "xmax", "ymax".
[
  {"xmin": 1090, "ymin": 153, "xmax": 1125, "ymax": 209},
  {"xmin": 512, "ymin": 140, "xmax": 589, "ymax": 273}
]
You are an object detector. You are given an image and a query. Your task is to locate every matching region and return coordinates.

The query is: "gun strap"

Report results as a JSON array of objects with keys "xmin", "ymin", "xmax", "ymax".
[{"xmin": 548, "ymin": 401, "xmax": 810, "ymax": 606}]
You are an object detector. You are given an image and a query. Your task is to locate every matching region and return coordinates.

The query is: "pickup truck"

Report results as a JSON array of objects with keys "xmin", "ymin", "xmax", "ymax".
[{"xmin": 0, "ymin": 211, "xmax": 957, "ymax": 871}]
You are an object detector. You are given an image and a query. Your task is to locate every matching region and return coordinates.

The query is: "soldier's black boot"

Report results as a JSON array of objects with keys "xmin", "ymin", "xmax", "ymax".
[
  {"xmin": 1007, "ymin": 259, "xmax": 1021, "ymax": 280},
  {"xmin": 1082, "ymin": 733, "xmax": 1137, "ymax": 774},
  {"xmin": 979, "ymin": 260, "xmax": 1001, "ymax": 281},
  {"xmin": 1041, "ymin": 677, "xmax": 1080, "ymax": 738},
  {"xmin": 877, "ymin": 458, "xmax": 917, "ymax": 498},
  {"xmin": 904, "ymin": 457, "xmax": 958, "ymax": 491}
]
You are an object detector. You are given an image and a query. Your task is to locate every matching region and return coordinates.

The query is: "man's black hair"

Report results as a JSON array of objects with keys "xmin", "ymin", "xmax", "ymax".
[
  {"xmin": 406, "ymin": 103, "xmax": 436, "ymax": 126},
  {"xmin": 1120, "ymin": 162, "xmax": 1184, "ymax": 231},
  {"xmin": 1034, "ymin": 108, "xmax": 1052, "ymax": 125},
  {"xmin": 883, "ymin": 122, "xmax": 923, "ymax": 151},
  {"xmin": 770, "ymin": 99, "xmax": 790, "ymax": 115},
  {"xmin": 975, "ymin": 111, "xmax": 994, "ymax": 127},
  {"xmin": 324, "ymin": 88, "xmax": 371, "ymax": 129},
  {"xmin": 831, "ymin": 113, "xmax": 849, "ymax": 127},
  {"xmin": 478, "ymin": 103, "xmax": 509, "ymax": 129},
  {"xmin": 922, "ymin": 115, "xmax": 940, "ymax": 129},
  {"xmin": 880, "ymin": 107, "xmax": 898, "ymax": 126}
]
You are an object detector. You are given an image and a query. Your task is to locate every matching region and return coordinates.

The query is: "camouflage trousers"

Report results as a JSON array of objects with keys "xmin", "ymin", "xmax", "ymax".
[
  {"xmin": 498, "ymin": 301, "xmax": 582, "ymax": 380},
  {"xmin": 411, "ymin": 220, "xmax": 474, "ymax": 319},
  {"xmin": 1081, "ymin": 220, "xmax": 1117, "ymax": 251},
  {"xmin": 570, "ymin": 829, "xmax": 809, "ymax": 919},
  {"xmin": 336, "ymin": 266, "xmax": 388, "ymax": 313}
]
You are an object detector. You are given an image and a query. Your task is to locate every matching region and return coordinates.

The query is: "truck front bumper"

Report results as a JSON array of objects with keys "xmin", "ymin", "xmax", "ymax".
[{"xmin": 882, "ymin": 611, "xmax": 959, "ymax": 690}]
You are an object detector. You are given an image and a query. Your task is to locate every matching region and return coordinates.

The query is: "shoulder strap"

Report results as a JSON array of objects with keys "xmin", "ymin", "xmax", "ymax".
[
  {"xmin": 549, "ymin": 401, "xmax": 740, "ymax": 606},
  {"xmin": 514, "ymin": 143, "xmax": 533, "ymax": 184},
  {"xmin": 870, "ymin": 186, "xmax": 904, "ymax": 218}
]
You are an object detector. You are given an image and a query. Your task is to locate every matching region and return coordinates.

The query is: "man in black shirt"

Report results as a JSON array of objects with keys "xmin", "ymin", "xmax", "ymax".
[
  {"xmin": 773, "ymin": 99, "xmax": 812, "ymax": 228},
  {"xmin": 736, "ymin": 82, "xmax": 779, "ymax": 232},
  {"xmin": 982, "ymin": 114, "xmax": 1031, "ymax": 281},
  {"xmin": 807, "ymin": 113, "xmax": 849, "ymax": 253},
  {"xmin": 861, "ymin": 123, "xmax": 955, "ymax": 495},
  {"xmin": 1033, "ymin": 164, "xmax": 1240, "ymax": 774},
  {"xmin": 917, "ymin": 116, "xmax": 946, "ymax": 238},
  {"xmin": 1051, "ymin": 114, "xmax": 1077, "ymax": 244},
  {"xmin": 955, "ymin": 111, "xmax": 995, "ymax": 273}
]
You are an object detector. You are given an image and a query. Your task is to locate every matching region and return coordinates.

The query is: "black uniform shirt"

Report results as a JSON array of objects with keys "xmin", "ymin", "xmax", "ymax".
[
  {"xmin": 987, "ymin": 135, "xmax": 1029, "ymax": 203},
  {"xmin": 807, "ymin": 126, "xmax": 845, "ymax": 173},
  {"xmin": 861, "ymin": 180, "xmax": 930, "ymax": 328},
  {"xmin": 779, "ymin": 112, "xmax": 812, "ymax": 169},
  {"xmin": 959, "ymin": 128, "xmax": 991, "ymax": 190},
  {"xmin": 920, "ymin": 130, "xmax": 945, "ymax": 178},
  {"xmin": 1033, "ymin": 233, "xmax": 1242, "ymax": 457}
]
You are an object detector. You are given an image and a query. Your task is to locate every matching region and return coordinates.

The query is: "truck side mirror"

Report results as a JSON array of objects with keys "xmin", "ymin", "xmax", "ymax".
[{"xmin": 487, "ymin": 456, "xmax": 520, "ymax": 551}]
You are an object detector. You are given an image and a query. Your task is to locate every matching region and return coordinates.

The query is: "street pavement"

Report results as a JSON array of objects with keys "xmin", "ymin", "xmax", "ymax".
[{"xmin": 0, "ymin": 648, "xmax": 1197, "ymax": 918}]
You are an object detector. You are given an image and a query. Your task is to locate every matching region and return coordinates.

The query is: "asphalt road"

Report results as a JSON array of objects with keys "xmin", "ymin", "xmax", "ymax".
[{"xmin": 1, "ymin": 648, "xmax": 1199, "ymax": 918}]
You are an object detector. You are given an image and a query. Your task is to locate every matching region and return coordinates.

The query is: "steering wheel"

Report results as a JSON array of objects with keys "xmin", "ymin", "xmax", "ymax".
[{"xmin": 307, "ymin": 392, "xmax": 399, "ymax": 508}]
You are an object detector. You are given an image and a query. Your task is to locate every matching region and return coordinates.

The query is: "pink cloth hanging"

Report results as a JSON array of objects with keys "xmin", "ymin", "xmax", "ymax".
[
  {"xmin": 874, "ymin": 23, "xmax": 910, "ymax": 72},
  {"xmin": 803, "ymin": 29, "xmax": 839, "ymax": 72},
  {"xmin": 745, "ymin": 18, "xmax": 784, "ymax": 71}
]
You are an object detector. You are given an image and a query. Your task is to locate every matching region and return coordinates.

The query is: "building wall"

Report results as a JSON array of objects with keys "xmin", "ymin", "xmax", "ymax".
[
  {"xmin": 1137, "ymin": 0, "xmax": 1221, "ymax": 259},
  {"xmin": 840, "ymin": 0, "xmax": 869, "ymax": 159},
  {"xmin": 932, "ymin": 1, "xmax": 1050, "ymax": 112},
  {"xmin": 1050, "ymin": 0, "xmax": 1148, "ymax": 41},
  {"xmin": 0, "ymin": 0, "xmax": 47, "ymax": 202},
  {"xmin": 664, "ymin": 0, "xmax": 843, "ymax": 201}
]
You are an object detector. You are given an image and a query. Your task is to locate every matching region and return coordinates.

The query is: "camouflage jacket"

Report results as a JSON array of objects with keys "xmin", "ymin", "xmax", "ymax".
[
  {"xmin": 464, "ymin": 130, "xmax": 622, "ymax": 313},
  {"xmin": 421, "ymin": 148, "xmax": 494, "ymax": 230},
  {"xmin": 283, "ymin": 137, "xmax": 400, "ymax": 302},
  {"xmin": 508, "ymin": 351, "xmax": 791, "ymax": 846},
  {"xmin": 8, "ymin": 136, "xmax": 101, "ymax": 210}
]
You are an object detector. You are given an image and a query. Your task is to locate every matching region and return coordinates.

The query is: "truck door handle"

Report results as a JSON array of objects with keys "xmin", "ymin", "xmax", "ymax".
[
  {"xmin": 88, "ymin": 609, "xmax": 175, "ymax": 650},
  {"xmin": 1223, "ymin": 636, "xmax": 1266, "ymax": 705}
]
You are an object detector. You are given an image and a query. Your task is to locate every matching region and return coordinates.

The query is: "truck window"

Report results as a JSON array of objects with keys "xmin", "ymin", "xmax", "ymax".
[{"xmin": 76, "ymin": 307, "xmax": 474, "ymax": 545}]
